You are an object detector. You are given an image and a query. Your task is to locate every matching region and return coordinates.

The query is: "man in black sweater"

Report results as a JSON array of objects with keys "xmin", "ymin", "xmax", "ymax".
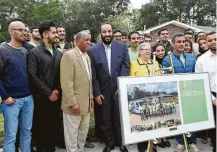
[{"xmin": 27, "ymin": 21, "xmax": 62, "ymax": 152}]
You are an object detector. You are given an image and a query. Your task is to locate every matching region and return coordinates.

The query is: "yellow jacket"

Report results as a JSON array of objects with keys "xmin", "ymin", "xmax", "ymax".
[{"xmin": 130, "ymin": 57, "xmax": 161, "ymax": 76}]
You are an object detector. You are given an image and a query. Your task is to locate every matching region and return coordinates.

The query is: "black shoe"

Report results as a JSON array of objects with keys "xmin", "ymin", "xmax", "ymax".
[
  {"xmin": 118, "ymin": 145, "xmax": 128, "ymax": 152},
  {"xmin": 87, "ymin": 136, "xmax": 103, "ymax": 142},
  {"xmin": 103, "ymin": 146, "xmax": 114, "ymax": 152},
  {"xmin": 153, "ymin": 145, "xmax": 158, "ymax": 152},
  {"xmin": 157, "ymin": 141, "xmax": 165, "ymax": 148},
  {"xmin": 161, "ymin": 139, "xmax": 171, "ymax": 147},
  {"xmin": 84, "ymin": 141, "xmax": 95, "ymax": 148}
]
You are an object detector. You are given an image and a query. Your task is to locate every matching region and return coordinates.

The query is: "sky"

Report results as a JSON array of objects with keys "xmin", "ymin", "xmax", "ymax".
[{"xmin": 130, "ymin": 0, "xmax": 150, "ymax": 9}]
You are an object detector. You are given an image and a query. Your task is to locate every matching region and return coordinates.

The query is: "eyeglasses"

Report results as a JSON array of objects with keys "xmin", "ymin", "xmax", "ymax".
[{"xmin": 12, "ymin": 29, "xmax": 27, "ymax": 32}]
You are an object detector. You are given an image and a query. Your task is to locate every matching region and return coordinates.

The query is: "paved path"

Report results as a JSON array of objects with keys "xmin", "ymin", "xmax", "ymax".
[
  {"xmin": 0, "ymin": 138, "xmax": 213, "ymax": 152},
  {"xmin": 54, "ymin": 138, "xmax": 213, "ymax": 152}
]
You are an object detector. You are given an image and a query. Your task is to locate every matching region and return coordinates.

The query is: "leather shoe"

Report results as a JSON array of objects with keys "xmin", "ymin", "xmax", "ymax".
[
  {"xmin": 119, "ymin": 145, "xmax": 128, "ymax": 152},
  {"xmin": 103, "ymin": 146, "xmax": 114, "ymax": 152},
  {"xmin": 84, "ymin": 141, "xmax": 94, "ymax": 148}
]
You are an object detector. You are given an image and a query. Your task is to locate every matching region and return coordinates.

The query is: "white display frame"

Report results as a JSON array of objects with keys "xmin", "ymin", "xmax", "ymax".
[{"xmin": 118, "ymin": 73, "xmax": 215, "ymax": 145}]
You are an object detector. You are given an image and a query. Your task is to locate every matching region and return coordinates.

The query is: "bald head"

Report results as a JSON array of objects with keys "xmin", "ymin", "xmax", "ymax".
[
  {"xmin": 8, "ymin": 21, "xmax": 26, "ymax": 42},
  {"xmin": 8, "ymin": 21, "xmax": 25, "ymax": 32}
]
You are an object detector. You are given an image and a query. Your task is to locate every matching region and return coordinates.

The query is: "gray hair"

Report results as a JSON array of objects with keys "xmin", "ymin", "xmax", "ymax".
[
  {"xmin": 137, "ymin": 43, "xmax": 151, "ymax": 53},
  {"xmin": 75, "ymin": 31, "xmax": 90, "ymax": 41}
]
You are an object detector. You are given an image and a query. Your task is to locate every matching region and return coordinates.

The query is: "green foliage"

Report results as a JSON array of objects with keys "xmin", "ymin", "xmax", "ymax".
[
  {"xmin": 0, "ymin": 0, "xmax": 130, "ymax": 42},
  {"xmin": 138, "ymin": 0, "xmax": 216, "ymax": 30}
]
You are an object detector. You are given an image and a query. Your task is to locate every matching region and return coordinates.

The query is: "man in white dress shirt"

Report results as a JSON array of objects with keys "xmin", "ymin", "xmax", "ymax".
[{"xmin": 195, "ymin": 31, "xmax": 216, "ymax": 152}]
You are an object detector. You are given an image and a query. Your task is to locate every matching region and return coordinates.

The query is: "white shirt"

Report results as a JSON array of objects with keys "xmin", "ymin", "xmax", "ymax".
[
  {"xmin": 103, "ymin": 43, "xmax": 111, "ymax": 75},
  {"xmin": 59, "ymin": 43, "xmax": 65, "ymax": 49},
  {"xmin": 77, "ymin": 47, "xmax": 90, "ymax": 79},
  {"xmin": 195, "ymin": 50, "xmax": 216, "ymax": 100}
]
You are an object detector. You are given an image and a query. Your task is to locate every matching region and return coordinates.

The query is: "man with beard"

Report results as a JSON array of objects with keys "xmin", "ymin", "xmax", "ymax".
[
  {"xmin": 0, "ymin": 20, "xmax": 34, "ymax": 152},
  {"xmin": 29, "ymin": 26, "xmax": 41, "ymax": 47},
  {"xmin": 156, "ymin": 29, "xmax": 173, "ymax": 55},
  {"xmin": 195, "ymin": 31, "xmax": 216, "ymax": 152},
  {"xmin": 56, "ymin": 26, "xmax": 71, "ymax": 52},
  {"xmin": 128, "ymin": 31, "xmax": 140, "ymax": 62},
  {"xmin": 27, "ymin": 21, "xmax": 62, "ymax": 152},
  {"xmin": 89, "ymin": 23, "xmax": 130, "ymax": 152}
]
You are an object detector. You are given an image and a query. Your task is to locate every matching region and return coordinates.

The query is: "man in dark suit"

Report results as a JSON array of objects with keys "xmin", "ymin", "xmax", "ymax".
[{"xmin": 89, "ymin": 23, "xmax": 130, "ymax": 152}]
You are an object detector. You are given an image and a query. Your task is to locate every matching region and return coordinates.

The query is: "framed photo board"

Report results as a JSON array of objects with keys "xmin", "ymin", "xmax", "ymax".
[{"xmin": 118, "ymin": 73, "xmax": 215, "ymax": 145}]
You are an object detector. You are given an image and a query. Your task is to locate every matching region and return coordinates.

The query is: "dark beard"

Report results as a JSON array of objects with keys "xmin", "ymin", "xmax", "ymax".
[{"xmin": 101, "ymin": 35, "xmax": 113, "ymax": 45}]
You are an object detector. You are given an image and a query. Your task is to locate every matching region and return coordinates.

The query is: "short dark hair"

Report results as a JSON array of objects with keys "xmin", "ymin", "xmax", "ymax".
[
  {"xmin": 99, "ymin": 23, "xmax": 112, "ymax": 32},
  {"xmin": 31, "ymin": 26, "xmax": 38, "ymax": 33},
  {"xmin": 57, "ymin": 25, "xmax": 64, "ymax": 28},
  {"xmin": 6, "ymin": 17, "xmax": 23, "ymax": 26},
  {"xmin": 122, "ymin": 32, "xmax": 127, "ymax": 36},
  {"xmin": 197, "ymin": 31, "xmax": 205, "ymax": 35},
  {"xmin": 39, "ymin": 21, "xmax": 56, "ymax": 38},
  {"xmin": 184, "ymin": 31, "xmax": 193, "ymax": 36},
  {"xmin": 172, "ymin": 33, "xmax": 184, "ymax": 43},
  {"xmin": 158, "ymin": 29, "xmax": 168, "ymax": 36},
  {"xmin": 184, "ymin": 28, "xmax": 194, "ymax": 35},
  {"xmin": 80, "ymin": 27, "xmax": 89, "ymax": 31},
  {"xmin": 206, "ymin": 31, "xmax": 216, "ymax": 37},
  {"xmin": 70, "ymin": 34, "xmax": 76, "ymax": 42},
  {"xmin": 128, "ymin": 31, "xmax": 140, "ymax": 40},
  {"xmin": 113, "ymin": 29, "xmax": 122, "ymax": 34},
  {"xmin": 144, "ymin": 34, "xmax": 152, "ymax": 39}
]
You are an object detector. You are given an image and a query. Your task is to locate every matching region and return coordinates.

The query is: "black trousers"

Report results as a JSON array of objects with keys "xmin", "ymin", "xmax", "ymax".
[
  {"xmin": 137, "ymin": 141, "xmax": 148, "ymax": 151},
  {"xmin": 94, "ymin": 100, "xmax": 103, "ymax": 140},
  {"xmin": 34, "ymin": 98, "xmax": 60, "ymax": 152},
  {"xmin": 96, "ymin": 93, "xmax": 122, "ymax": 147},
  {"xmin": 210, "ymin": 92, "xmax": 216, "ymax": 151}
]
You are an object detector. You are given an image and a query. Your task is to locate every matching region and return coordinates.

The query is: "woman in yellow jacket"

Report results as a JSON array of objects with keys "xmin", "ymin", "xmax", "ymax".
[
  {"xmin": 130, "ymin": 43, "xmax": 170, "ymax": 152},
  {"xmin": 130, "ymin": 43, "xmax": 161, "ymax": 76}
]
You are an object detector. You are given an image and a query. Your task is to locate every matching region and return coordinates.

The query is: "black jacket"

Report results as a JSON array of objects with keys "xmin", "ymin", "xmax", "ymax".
[{"xmin": 27, "ymin": 43, "xmax": 62, "ymax": 99}]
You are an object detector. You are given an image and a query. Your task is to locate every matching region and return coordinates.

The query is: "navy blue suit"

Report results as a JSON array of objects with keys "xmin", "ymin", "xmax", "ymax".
[{"xmin": 89, "ymin": 41, "xmax": 130, "ymax": 146}]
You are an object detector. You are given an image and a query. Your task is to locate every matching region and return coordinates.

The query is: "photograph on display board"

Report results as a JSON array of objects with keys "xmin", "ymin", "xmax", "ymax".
[{"xmin": 127, "ymin": 81, "xmax": 181, "ymax": 133}]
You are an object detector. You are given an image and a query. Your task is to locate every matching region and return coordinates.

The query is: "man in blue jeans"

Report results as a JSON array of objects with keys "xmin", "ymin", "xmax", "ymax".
[
  {"xmin": 162, "ymin": 33, "xmax": 199, "ymax": 152},
  {"xmin": 0, "ymin": 20, "xmax": 34, "ymax": 152}
]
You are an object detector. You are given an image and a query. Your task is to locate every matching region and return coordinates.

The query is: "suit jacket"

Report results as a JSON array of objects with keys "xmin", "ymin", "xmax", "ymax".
[
  {"xmin": 89, "ymin": 41, "xmax": 130, "ymax": 103},
  {"xmin": 60, "ymin": 47, "xmax": 93, "ymax": 115}
]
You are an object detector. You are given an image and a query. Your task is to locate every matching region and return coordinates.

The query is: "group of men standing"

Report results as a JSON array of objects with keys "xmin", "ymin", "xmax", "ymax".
[
  {"xmin": 0, "ymin": 17, "xmax": 216, "ymax": 152},
  {"xmin": 0, "ymin": 18, "xmax": 130, "ymax": 152}
]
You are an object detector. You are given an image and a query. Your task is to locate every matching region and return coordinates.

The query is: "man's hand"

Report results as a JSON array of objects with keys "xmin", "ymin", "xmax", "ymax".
[
  {"xmin": 115, "ymin": 89, "xmax": 118, "ymax": 96},
  {"xmin": 90, "ymin": 100, "xmax": 94, "ymax": 109},
  {"xmin": 71, "ymin": 104, "xmax": 80, "ymax": 115},
  {"xmin": 94, "ymin": 95, "xmax": 104, "ymax": 105},
  {"xmin": 54, "ymin": 89, "xmax": 59, "ymax": 96},
  {"xmin": 5, "ymin": 97, "xmax": 15, "ymax": 105},
  {"xmin": 49, "ymin": 91, "xmax": 58, "ymax": 102},
  {"xmin": 212, "ymin": 99, "xmax": 216, "ymax": 106}
]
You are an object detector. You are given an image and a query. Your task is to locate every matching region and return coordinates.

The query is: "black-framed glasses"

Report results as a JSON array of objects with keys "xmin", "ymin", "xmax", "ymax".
[{"xmin": 12, "ymin": 28, "xmax": 27, "ymax": 32}]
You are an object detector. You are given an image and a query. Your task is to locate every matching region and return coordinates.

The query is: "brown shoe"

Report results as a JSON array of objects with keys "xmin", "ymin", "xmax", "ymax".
[{"xmin": 84, "ymin": 141, "xmax": 94, "ymax": 148}]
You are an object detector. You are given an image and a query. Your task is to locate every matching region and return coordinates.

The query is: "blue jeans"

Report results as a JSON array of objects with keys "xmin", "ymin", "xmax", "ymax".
[
  {"xmin": 2, "ymin": 95, "xmax": 34, "ymax": 152},
  {"xmin": 176, "ymin": 132, "xmax": 196, "ymax": 145}
]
